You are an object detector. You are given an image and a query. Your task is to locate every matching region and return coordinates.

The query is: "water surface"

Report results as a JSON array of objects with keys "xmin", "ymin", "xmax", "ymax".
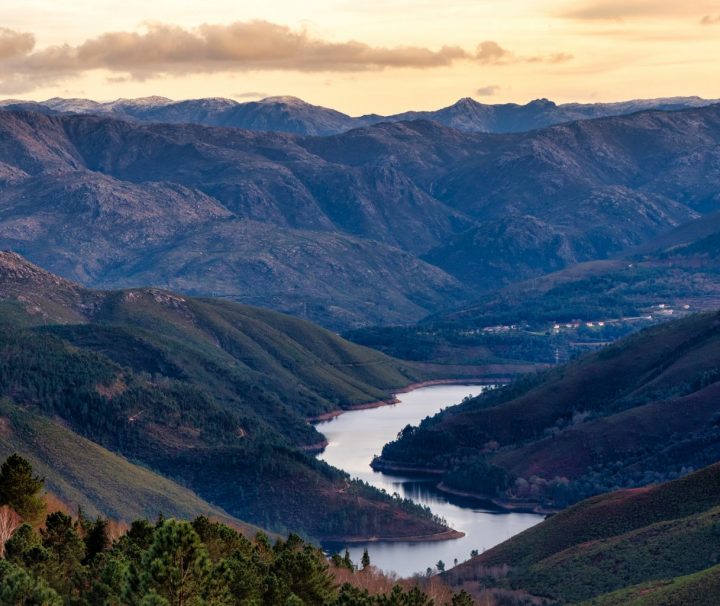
[{"xmin": 316, "ymin": 384, "xmax": 543, "ymax": 577}]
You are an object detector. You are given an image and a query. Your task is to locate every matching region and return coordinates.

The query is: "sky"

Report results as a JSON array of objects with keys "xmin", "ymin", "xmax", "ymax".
[{"xmin": 0, "ymin": 0, "xmax": 719, "ymax": 115}]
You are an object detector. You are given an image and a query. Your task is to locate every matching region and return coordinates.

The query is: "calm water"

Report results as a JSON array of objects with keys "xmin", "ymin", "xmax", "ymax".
[{"xmin": 316, "ymin": 384, "xmax": 543, "ymax": 578}]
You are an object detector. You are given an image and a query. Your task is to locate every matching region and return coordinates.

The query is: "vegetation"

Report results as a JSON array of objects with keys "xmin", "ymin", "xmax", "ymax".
[
  {"xmin": 0, "ymin": 256, "xmax": 447, "ymax": 541},
  {"xmin": 445, "ymin": 462, "xmax": 720, "ymax": 604},
  {"xmin": 374, "ymin": 311, "xmax": 720, "ymax": 510},
  {"xmin": 579, "ymin": 564, "xmax": 720, "ymax": 606},
  {"xmin": 0, "ymin": 455, "xmax": 474, "ymax": 605}
]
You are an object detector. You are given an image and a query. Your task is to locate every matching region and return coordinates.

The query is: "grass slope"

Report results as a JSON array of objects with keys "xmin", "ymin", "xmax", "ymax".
[
  {"xmin": 0, "ymin": 399, "xmax": 258, "ymax": 531},
  {"xmin": 446, "ymin": 463, "xmax": 720, "ymax": 604},
  {"xmin": 580, "ymin": 565, "xmax": 720, "ymax": 606}
]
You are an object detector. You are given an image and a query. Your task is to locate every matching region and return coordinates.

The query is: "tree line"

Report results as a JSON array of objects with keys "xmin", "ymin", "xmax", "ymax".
[{"xmin": 0, "ymin": 454, "xmax": 475, "ymax": 605}]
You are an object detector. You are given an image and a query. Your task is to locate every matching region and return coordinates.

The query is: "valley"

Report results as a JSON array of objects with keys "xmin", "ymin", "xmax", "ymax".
[
  {"xmin": 2, "ymin": 93, "xmax": 720, "ymax": 604},
  {"xmin": 316, "ymin": 384, "xmax": 544, "ymax": 578}
]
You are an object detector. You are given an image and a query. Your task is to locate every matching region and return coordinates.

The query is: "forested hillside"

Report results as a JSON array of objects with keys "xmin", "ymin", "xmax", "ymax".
[
  {"xmin": 0, "ymin": 252, "xmax": 450, "ymax": 541},
  {"xmin": 375, "ymin": 310, "xmax": 720, "ymax": 509}
]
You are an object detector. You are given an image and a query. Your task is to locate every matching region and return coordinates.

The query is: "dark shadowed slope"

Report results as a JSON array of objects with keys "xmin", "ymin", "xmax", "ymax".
[
  {"xmin": 0, "ymin": 401, "xmax": 262, "ymax": 533},
  {"xmin": 375, "ymin": 310, "xmax": 720, "ymax": 510}
]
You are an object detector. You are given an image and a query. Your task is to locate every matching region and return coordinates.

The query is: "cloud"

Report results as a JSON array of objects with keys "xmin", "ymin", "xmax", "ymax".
[
  {"xmin": 4, "ymin": 21, "xmax": 469, "ymax": 78},
  {"xmin": 0, "ymin": 22, "xmax": 572, "ymax": 93},
  {"xmin": 0, "ymin": 27, "xmax": 34, "ymax": 60},
  {"xmin": 475, "ymin": 85, "xmax": 500, "ymax": 96},
  {"xmin": 701, "ymin": 15, "xmax": 720, "ymax": 25},
  {"xmin": 558, "ymin": 1, "xmax": 712, "ymax": 21},
  {"xmin": 475, "ymin": 41, "xmax": 509, "ymax": 63},
  {"xmin": 474, "ymin": 41, "xmax": 572, "ymax": 65}
]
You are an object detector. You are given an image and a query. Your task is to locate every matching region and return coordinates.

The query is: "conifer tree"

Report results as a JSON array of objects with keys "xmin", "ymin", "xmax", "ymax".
[
  {"xmin": 0, "ymin": 454, "xmax": 45, "ymax": 525},
  {"xmin": 0, "ymin": 560, "xmax": 62, "ymax": 606},
  {"xmin": 139, "ymin": 519, "xmax": 213, "ymax": 606}
]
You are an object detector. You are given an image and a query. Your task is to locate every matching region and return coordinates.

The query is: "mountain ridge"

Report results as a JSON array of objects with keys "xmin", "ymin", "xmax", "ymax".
[
  {"xmin": 1, "ymin": 94, "xmax": 717, "ymax": 136},
  {"xmin": 3, "ymin": 103, "xmax": 720, "ymax": 330}
]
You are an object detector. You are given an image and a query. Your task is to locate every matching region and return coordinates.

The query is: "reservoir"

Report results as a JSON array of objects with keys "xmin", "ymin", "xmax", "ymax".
[{"xmin": 316, "ymin": 384, "xmax": 544, "ymax": 578}]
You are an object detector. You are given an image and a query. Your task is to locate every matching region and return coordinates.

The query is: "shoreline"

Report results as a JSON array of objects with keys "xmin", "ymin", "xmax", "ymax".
[
  {"xmin": 436, "ymin": 482, "xmax": 558, "ymax": 515},
  {"xmin": 321, "ymin": 528, "xmax": 465, "ymax": 545},
  {"xmin": 367, "ymin": 459, "xmax": 557, "ymax": 515},
  {"xmin": 309, "ymin": 378, "xmax": 545, "ymax": 545},
  {"xmin": 369, "ymin": 460, "xmax": 445, "ymax": 476},
  {"xmin": 307, "ymin": 378, "xmax": 501, "ymax": 425}
]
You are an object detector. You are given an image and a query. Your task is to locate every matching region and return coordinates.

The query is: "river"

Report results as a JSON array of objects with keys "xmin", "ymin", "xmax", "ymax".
[{"xmin": 316, "ymin": 384, "xmax": 544, "ymax": 578}]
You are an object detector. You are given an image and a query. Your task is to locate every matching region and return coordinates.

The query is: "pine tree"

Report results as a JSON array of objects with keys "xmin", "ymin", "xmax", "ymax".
[
  {"xmin": 361, "ymin": 548, "xmax": 371, "ymax": 570},
  {"xmin": 451, "ymin": 590, "xmax": 474, "ymax": 606},
  {"xmin": 83, "ymin": 517, "xmax": 111, "ymax": 562},
  {"xmin": 0, "ymin": 560, "xmax": 62, "ymax": 606},
  {"xmin": 0, "ymin": 454, "xmax": 45, "ymax": 525},
  {"xmin": 139, "ymin": 519, "xmax": 214, "ymax": 606},
  {"xmin": 40, "ymin": 511, "xmax": 86, "ymax": 598}
]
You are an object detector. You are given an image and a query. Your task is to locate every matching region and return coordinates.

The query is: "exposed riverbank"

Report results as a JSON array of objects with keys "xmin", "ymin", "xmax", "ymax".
[
  {"xmin": 322, "ymin": 528, "xmax": 465, "ymax": 544},
  {"xmin": 307, "ymin": 378, "xmax": 501, "ymax": 424},
  {"xmin": 436, "ymin": 483, "xmax": 558, "ymax": 516}
]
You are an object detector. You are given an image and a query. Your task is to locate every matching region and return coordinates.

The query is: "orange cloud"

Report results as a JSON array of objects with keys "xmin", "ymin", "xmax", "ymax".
[
  {"xmin": 559, "ymin": 0, "xmax": 713, "ymax": 21},
  {"xmin": 0, "ymin": 21, "xmax": 572, "ymax": 94},
  {"xmin": 0, "ymin": 27, "xmax": 34, "ymax": 60}
]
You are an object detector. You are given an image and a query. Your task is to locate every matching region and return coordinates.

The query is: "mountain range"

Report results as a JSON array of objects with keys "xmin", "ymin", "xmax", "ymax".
[
  {"xmin": 2, "ymin": 103, "xmax": 720, "ymax": 330},
  {"xmin": 1, "ymin": 94, "xmax": 717, "ymax": 136}
]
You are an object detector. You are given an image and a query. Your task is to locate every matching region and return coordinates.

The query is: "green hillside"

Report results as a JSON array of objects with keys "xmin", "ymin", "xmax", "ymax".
[
  {"xmin": 0, "ymin": 252, "xmax": 449, "ymax": 541},
  {"xmin": 375, "ymin": 310, "xmax": 720, "ymax": 509},
  {"xmin": 0, "ymin": 400, "xmax": 261, "ymax": 532},
  {"xmin": 581, "ymin": 565, "xmax": 720, "ymax": 606},
  {"xmin": 446, "ymin": 463, "xmax": 720, "ymax": 604}
]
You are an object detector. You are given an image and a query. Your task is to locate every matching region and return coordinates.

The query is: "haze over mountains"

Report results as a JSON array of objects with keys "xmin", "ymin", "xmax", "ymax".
[
  {"xmin": 1, "ymin": 94, "xmax": 717, "ymax": 136},
  {"xmin": 2, "ymin": 101, "xmax": 720, "ymax": 330}
]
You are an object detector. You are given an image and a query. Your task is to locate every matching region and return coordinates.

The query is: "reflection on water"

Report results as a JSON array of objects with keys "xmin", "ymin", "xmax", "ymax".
[{"xmin": 316, "ymin": 384, "xmax": 544, "ymax": 578}]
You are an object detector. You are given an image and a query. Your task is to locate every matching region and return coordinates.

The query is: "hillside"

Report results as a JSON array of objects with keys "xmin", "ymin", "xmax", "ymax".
[
  {"xmin": 374, "ymin": 310, "xmax": 720, "ymax": 511},
  {"xmin": 2, "ymin": 105, "xmax": 720, "ymax": 329},
  {"xmin": 445, "ymin": 463, "xmax": 720, "ymax": 604},
  {"xmin": 348, "ymin": 209, "xmax": 720, "ymax": 368},
  {"xmin": 0, "ymin": 400, "xmax": 262, "ymax": 532},
  {"xmin": 0, "ymin": 252, "xmax": 451, "ymax": 541}
]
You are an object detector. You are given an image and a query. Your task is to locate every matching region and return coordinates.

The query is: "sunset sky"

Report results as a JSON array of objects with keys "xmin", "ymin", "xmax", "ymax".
[{"xmin": 1, "ymin": 0, "xmax": 719, "ymax": 114}]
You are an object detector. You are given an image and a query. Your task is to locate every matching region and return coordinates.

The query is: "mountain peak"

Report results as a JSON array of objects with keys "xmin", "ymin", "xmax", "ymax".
[
  {"xmin": 526, "ymin": 98, "xmax": 557, "ymax": 109},
  {"xmin": 259, "ymin": 95, "xmax": 308, "ymax": 106},
  {"xmin": 110, "ymin": 96, "xmax": 173, "ymax": 106},
  {"xmin": 0, "ymin": 251, "xmax": 92, "ymax": 323},
  {"xmin": 0, "ymin": 251, "xmax": 75, "ymax": 287},
  {"xmin": 453, "ymin": 97, "xmax": 483, "ymax": 108}
]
